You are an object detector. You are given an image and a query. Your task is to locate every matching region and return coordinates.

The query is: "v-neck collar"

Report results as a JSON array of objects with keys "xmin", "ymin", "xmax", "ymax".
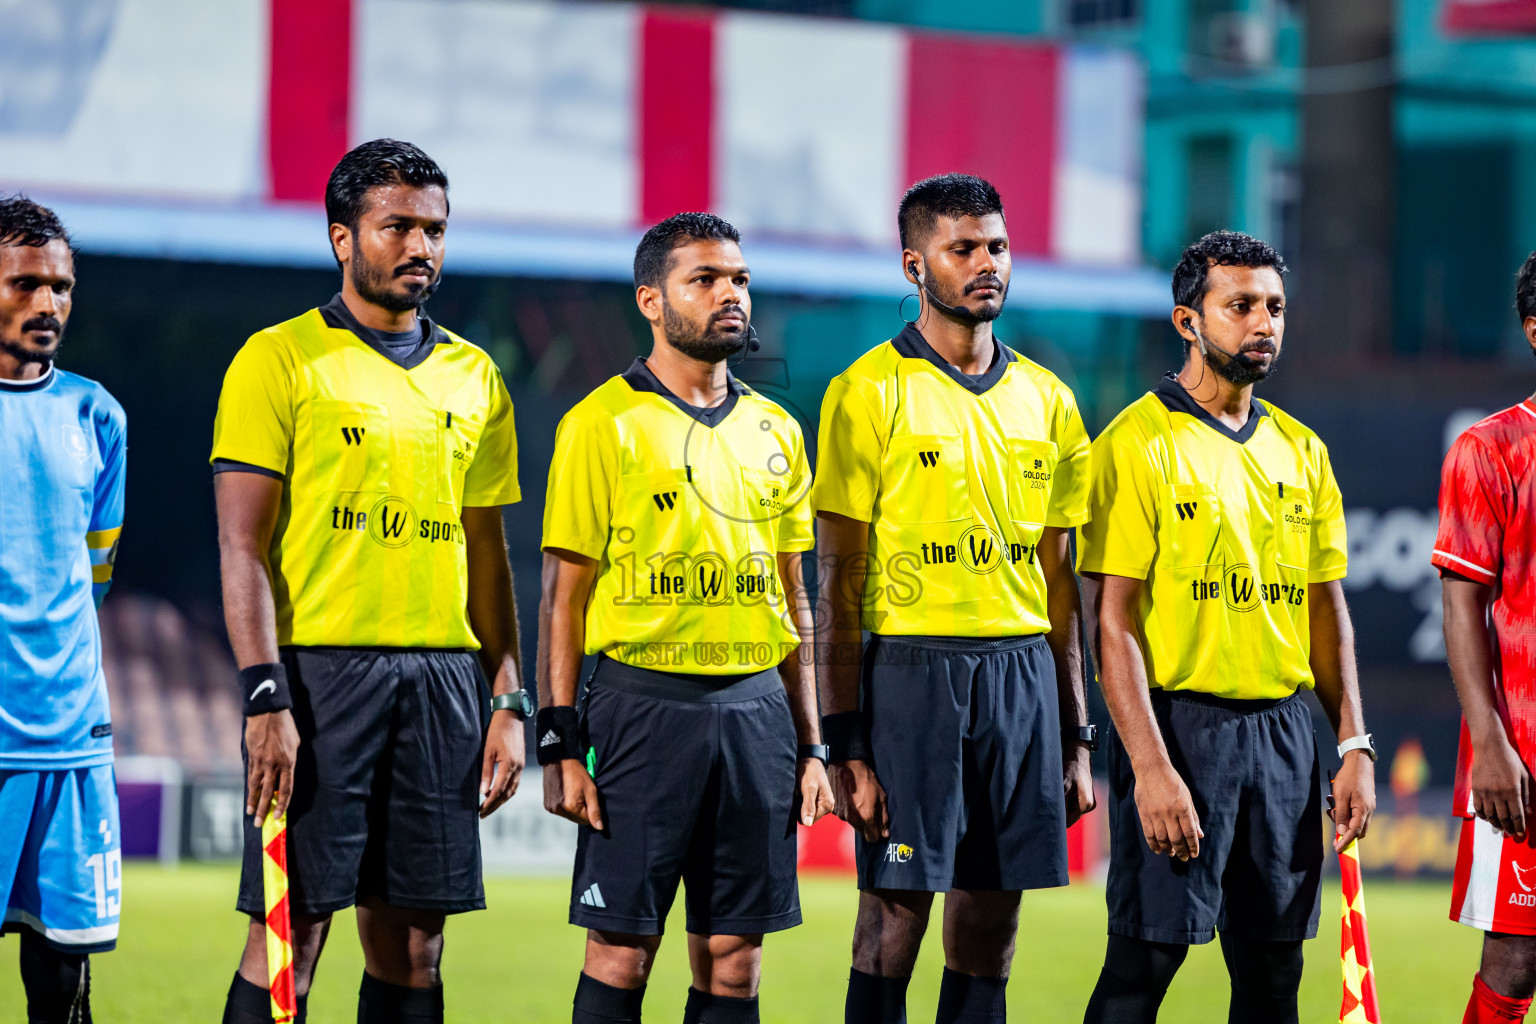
[
  {"xmin": 622, "ymin": 357, "xmax": 745, "ymax": 428},
  {"xmin": 318, "ymin": 293, "xmax": 448, "ymax": 372},
  {"xmin": 1155, "ymin": 372, "xmax": 1268, "ymax": 444},
  {"xmin": 892, "ymin": 324, "xmax": 1013, "ymax": 396}
]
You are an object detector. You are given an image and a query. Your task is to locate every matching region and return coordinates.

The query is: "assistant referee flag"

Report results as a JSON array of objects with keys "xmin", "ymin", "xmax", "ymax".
[{"xmin": 211, "ymin": 309, "xmax": 520, "ymax": 649}]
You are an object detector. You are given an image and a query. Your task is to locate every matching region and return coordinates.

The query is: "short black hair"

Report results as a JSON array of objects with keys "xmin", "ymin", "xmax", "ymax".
[
  {"xmin": 0, "ymin": 195, "xmax": 70, "ymax": 249},
  {"xmin": 898, "ymin": 174, "xmax": 1004, "ymax": 251},
  {"xmin": 1517, "ymin": 251, "xmax": 1536, "ymax": 323},
  {"xmin": 324, "ymin": 138, "xmax": 449, "ymax": 235},
  {"xmin": 1172, "ymin": 230, "xmax": 1287, "ymax": 314},
  {"xmin": 633, "ymin": 212, "xmax": 741, "ymax": 289}
]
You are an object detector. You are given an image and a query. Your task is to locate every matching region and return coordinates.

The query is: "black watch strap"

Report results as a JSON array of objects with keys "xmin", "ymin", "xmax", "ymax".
[
  {"xmin": 1066, "ymin": 724, "xmax": 1099, "ymax": 752},
  {"xmin": 798, "ymin": 744, "xmax": 830, "ymax": 765},
  {"xmin": 534, "ymin": 706, "xmax": 582, "ymax": 765}
]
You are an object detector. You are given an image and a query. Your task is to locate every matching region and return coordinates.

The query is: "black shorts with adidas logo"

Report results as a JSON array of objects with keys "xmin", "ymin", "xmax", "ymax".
[{"xmin": 567, "ymin": 655, "xmax": 801, "ymax": 937}]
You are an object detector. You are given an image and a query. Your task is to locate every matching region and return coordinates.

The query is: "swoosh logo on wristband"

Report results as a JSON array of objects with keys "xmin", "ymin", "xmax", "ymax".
[{"xmin": 250, "ymin": 679, "xmax": 276, "ymax": 702}]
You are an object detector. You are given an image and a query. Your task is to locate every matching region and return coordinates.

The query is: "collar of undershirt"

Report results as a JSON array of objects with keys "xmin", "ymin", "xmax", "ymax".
[
  {"xmin": 1155, "ymin": 371, "xmax": 1268, "ymax": 444},
  {"xmin": 318, "ymin": 293, "xmax": 447, "ymax": 370},
  {"xmin": 0, "ymin": 362, "xmax": 55, "ymax": 391},
  {"xmin": 622, "ymin": 357, "xmax": 745, "ymax": 428},
  {"xmin": 892, "ymin": 323, "xmax": 1013, "ymax": 396}
]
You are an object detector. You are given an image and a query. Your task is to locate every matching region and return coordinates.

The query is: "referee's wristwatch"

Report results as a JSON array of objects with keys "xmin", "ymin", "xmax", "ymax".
[
  {"xmin": 1338, "ymin": 733, "xmax": 1377, "ymax": 762},
  {"xmin": 1065, "ymin": 724, "xmax": 1099, "ymax": 752},
  {"xmin": 490, "ymin": 689, "xmax": 534, "ymax": 719}
]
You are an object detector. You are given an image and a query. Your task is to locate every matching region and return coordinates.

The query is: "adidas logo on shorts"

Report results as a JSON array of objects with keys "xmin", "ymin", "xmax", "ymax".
[
  {"xmin": 539, "ymin": 730, "xmax": 560, "ymax": 747},
  {"xmin": 579, "ymin": 883, "xmax": 606, "ymax": 909}
]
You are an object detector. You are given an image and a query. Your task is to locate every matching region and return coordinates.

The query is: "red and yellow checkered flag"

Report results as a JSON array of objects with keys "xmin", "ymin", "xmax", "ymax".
[
  {"xmin": 262, "ymin": 811, "xmax": 298, "ymax": 1023},
  {"xmin": 1339, "ymin": 839, "xmax": 1382, "ymax": 1023}
]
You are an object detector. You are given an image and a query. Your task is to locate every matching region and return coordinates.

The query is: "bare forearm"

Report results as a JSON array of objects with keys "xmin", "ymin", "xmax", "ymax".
[
  {"xmin": 1444, "ymin": 577, "xmax": 1504, "ymax": 746},
  {"xmin": 778, "ymin": 552, "xmax": 821, "ymax": 744},
  {"xmin": 815, "ymin": 514, "xmax": 869, "ymax": 716},
  {"xmin": 1042, "ymin": 531, "xmax": 1087, "ymax": 730},
  {"xmin": 465, "ymin": 510, "xmax": 523, "ymax": 695},
  {"xmin": 1099, "ymin": 621, "xmax": 1170, "ymax": 773},
  {"xmin": 220, "ymin": 547, "xmax": 279, "ymax": 669},
  {"xmin": 1308, "ymin": 582, "xmax": 1366, "ymax": 740},
  {"xmin": 538, "ymin": 552, "xmax": 595, "ymax": 708}
]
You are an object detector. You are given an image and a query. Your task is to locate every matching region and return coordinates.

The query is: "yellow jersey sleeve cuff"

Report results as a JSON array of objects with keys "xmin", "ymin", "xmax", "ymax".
[
  {"xmin": 1045, "ymin": 511, "xmax": 1090, "ymax": 529},
  {"xmin": 1075, "ymin": 558, "xmax": 1150, "ymax": 580},
  {"xmin": 1307, "ymin": 564, "xmax": 1349, "ymax": 584},
  {"xmin": 812, "ymin": 499, "xmax": 873, "ymax": 523},
  {"xmin": 209, "ymin": 444, "xmax": 287, "ymax": 476},
  {"xmin": 778, "ymin": 539, "xmax": 816, "ymax": 553},
  {"xmin": 463, "ymin": 483, "xmax": 522, "ymax": 508},
  {"xmin": 542, "ymin": 535, "xmax": 605, "ymax": 561}
]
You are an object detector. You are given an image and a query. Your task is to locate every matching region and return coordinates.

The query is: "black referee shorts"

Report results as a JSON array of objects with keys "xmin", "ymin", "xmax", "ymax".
[
  {"xmin": 236, "ymin": 646, "xmax": 488, "ymax": 917},
  {"xmin": 1104, "ymin": 689, "xmax": 1323, "ymax": 944},
  {"xmin": 856, "ymin": 633, "xmax": 1068, "ymax": 893},
  {"xmin": 569, "ymin": 655, "xmax": 801, "ymax": 937}
]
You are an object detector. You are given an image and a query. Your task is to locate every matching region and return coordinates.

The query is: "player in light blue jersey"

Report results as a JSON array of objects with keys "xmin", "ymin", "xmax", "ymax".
[{"xmin": 0, "ymin": 197, "xmax": 126, "ymax": 1024}]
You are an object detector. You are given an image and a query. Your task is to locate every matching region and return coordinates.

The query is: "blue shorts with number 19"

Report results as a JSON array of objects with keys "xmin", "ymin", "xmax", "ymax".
[{"xmin": 0, "ymin": 766, "xmax": 120, "ymax": 952}]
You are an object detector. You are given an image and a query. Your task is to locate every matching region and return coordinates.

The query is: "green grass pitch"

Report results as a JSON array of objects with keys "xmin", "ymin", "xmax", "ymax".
[{"xmin": 0, "ymin": 864, "xmax": 1482, "ymax": 1022}]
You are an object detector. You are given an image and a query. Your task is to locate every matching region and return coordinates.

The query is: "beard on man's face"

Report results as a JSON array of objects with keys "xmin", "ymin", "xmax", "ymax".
[
  {"xmin": 925, "ymin": 272, "xmax": 1007, "ymax": 324},
  {"xmin": 662, "ymin": 298, "xmax": 748, "ymax": 362},
  {"xmin": 350, "ymin": 246, "xmax": 439, "ymax": 313},
  {"xmin": 0, "ymin": 312, "xmax": 64, "ymax": 366},
  {"xmin": 1206, "ymin": 339, "xmax": 1280, "ymax": 386}
]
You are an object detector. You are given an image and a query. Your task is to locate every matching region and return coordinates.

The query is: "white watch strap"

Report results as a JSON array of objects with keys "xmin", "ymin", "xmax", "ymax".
[{"xmin": 1337, "ymin": 734, "xmax": 1375, "ymax": 761}]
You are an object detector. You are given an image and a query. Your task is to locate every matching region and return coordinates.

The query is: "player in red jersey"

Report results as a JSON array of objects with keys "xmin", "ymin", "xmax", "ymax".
[{"xmin": 1437, "ymin": 252, "xmax": 1536, "ymax": 1024}]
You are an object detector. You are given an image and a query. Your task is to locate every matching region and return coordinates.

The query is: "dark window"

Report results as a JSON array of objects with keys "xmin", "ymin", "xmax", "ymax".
[
  {"xmin": 1184, "ymin": 134, "xmax": 1235, "ymax": 245},
  {"xmin": 1065, "ymin": 0, "xmax": 1140, "ymax": 27}
]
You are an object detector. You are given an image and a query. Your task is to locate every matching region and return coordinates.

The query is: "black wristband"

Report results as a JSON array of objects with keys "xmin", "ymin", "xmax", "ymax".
[
  {"xmin": 798, "ymin": 743, "xmax": 830, "ymax": 765},
  {"xmin": 535, "ymin": 706, "xmax": 583, "ymax": 765},
  {"xmin": 239, "ymin": 663, "xmax": 292, "ymax": 717},
  {"xmin": 821, "ymin": 711, "xmax": 871, "ymax": 763}
]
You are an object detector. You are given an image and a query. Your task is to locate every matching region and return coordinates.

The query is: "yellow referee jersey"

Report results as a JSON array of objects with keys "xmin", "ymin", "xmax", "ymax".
[
  {"xmin": 1077, "ymin": 374, "xmax": 1348, "ymax": 700},
  {"xmin": 811, "ymin": 325, "xmax": 1090, "ymax": 637},
  {"xmin": 210, "ymin": 303, "xmax": 520, "ymax": 649},
  {"xmin": 542, "ymin": 358, "xmax": 815, "ymax": 674}
]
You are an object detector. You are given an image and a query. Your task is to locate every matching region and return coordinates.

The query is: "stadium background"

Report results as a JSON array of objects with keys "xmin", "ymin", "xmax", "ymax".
[{"xmin": 1, "ymin": 0, "xmax": 1531, "ymax": 1018}]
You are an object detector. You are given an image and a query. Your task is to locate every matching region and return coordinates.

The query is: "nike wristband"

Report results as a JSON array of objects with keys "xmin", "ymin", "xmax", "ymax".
[
  {"xmin": 821, "ymin": 711, "xmax": 872, "ymax": 763},
  {"xmin": 239, "ymin": 663, "xmax": 292, "ymax": 717},
  {"xmin": 535, "ymin": 706, "xmax": 583, "ymax": 765}
]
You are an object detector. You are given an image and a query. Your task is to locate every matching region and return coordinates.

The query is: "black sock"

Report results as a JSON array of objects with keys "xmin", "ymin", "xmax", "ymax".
[
  {"xmin": 20, "ymin": 931, "xmax": 90, "ymax": 1024},
  {"xmin": 683, "ymin": 987, "xmax": 760, "ymax": 1024},
  {"xmin": 846, "ymin": 968, "xmax": 910, "ymax": 1024},
  {"xmin": 935, "ymin": 967, "xmax": 1007, "ymax": 1023},
  {"xmin": 221, "ymin": 974, "xmax": 310, "ymax": 1024},
  {"xmin": 1219, "ymin": 935, "xmax": 1303, "ymax": 1024},
  {"xmin": 357, "ymin": 972, "xmax": 443, "ymax": 1024},
  {"xmin": 573, "ymin": 972, "xmax": 646, "ymax": 1023},
  {"xmin": 1082, "ymin": 935, "xmax": 1188, "ymax": 1024}
]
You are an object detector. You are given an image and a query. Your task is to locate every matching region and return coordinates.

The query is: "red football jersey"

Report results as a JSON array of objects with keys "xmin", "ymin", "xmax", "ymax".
[{"xmin": 1433, "ymin": 399, "xmax": 1536, "ymax": 817}]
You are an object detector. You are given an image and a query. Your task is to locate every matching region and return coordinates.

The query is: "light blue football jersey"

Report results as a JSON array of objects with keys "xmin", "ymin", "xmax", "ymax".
[{"xmin": 0, "ymin": 365, "xmax": 125, "ymax": 770}]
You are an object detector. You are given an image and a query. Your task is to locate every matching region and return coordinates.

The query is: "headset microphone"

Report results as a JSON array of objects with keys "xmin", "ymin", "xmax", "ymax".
[{"xmin": 746, "ymin": 324, "xmax": 761, "ymax": 352}]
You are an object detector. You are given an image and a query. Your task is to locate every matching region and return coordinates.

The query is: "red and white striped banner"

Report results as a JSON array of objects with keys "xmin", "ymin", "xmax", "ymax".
[{"xmin": 2, "ymin": 0, "xmax": 1144, "ymax": 268}]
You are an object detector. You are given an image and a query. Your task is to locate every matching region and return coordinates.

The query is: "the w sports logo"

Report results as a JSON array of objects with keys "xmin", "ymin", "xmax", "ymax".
[
  {"xmin": 1176, "ymin": 501, "xmax": 1198, "ymax": 521},
  {"xmin": 652, "ymin": 491, "xmax": 677, "ymax": 511},
  {"xmin": 918, "ymin": 451, "xmax": 941, "ymax": 467},
  {"xmin": 341, "ymin": 426, "xmax": 366, "ymax": 446}
]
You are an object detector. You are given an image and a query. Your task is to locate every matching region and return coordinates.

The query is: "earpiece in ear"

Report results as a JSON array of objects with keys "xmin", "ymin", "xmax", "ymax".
[{"xmin": 908, "ymin": 261, "xmax": 920, "ymax": 283}]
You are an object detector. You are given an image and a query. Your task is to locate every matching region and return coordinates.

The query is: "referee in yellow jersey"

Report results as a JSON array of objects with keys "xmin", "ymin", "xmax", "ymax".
[
  {"xmin": 210, "ymin": 140, "xmax": 526, "ymax": 1024},
  {"xmin": 1079, "ymin": 232, "xmax": 1376, "ymax": 1024},
  {"xmin": 538, "ymin": 213, "xmax": 833, "ymax": 1024},
  {"xmin": 814, "ymin": 174, "xmax": 1096, "ymax": 1024}
]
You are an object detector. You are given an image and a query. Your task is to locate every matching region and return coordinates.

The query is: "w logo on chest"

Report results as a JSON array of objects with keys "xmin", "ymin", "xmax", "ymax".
[
  {"xmin": 1176, "ymin": 501, "xmax": 1199, "ymax": 521},
  {"xmin": 918, "ymin": 451, "xmax": 941, "ymax": 468},
  {"xmin": 341, "ymin": 427, "xmax": 366, "ymax": 446}
]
